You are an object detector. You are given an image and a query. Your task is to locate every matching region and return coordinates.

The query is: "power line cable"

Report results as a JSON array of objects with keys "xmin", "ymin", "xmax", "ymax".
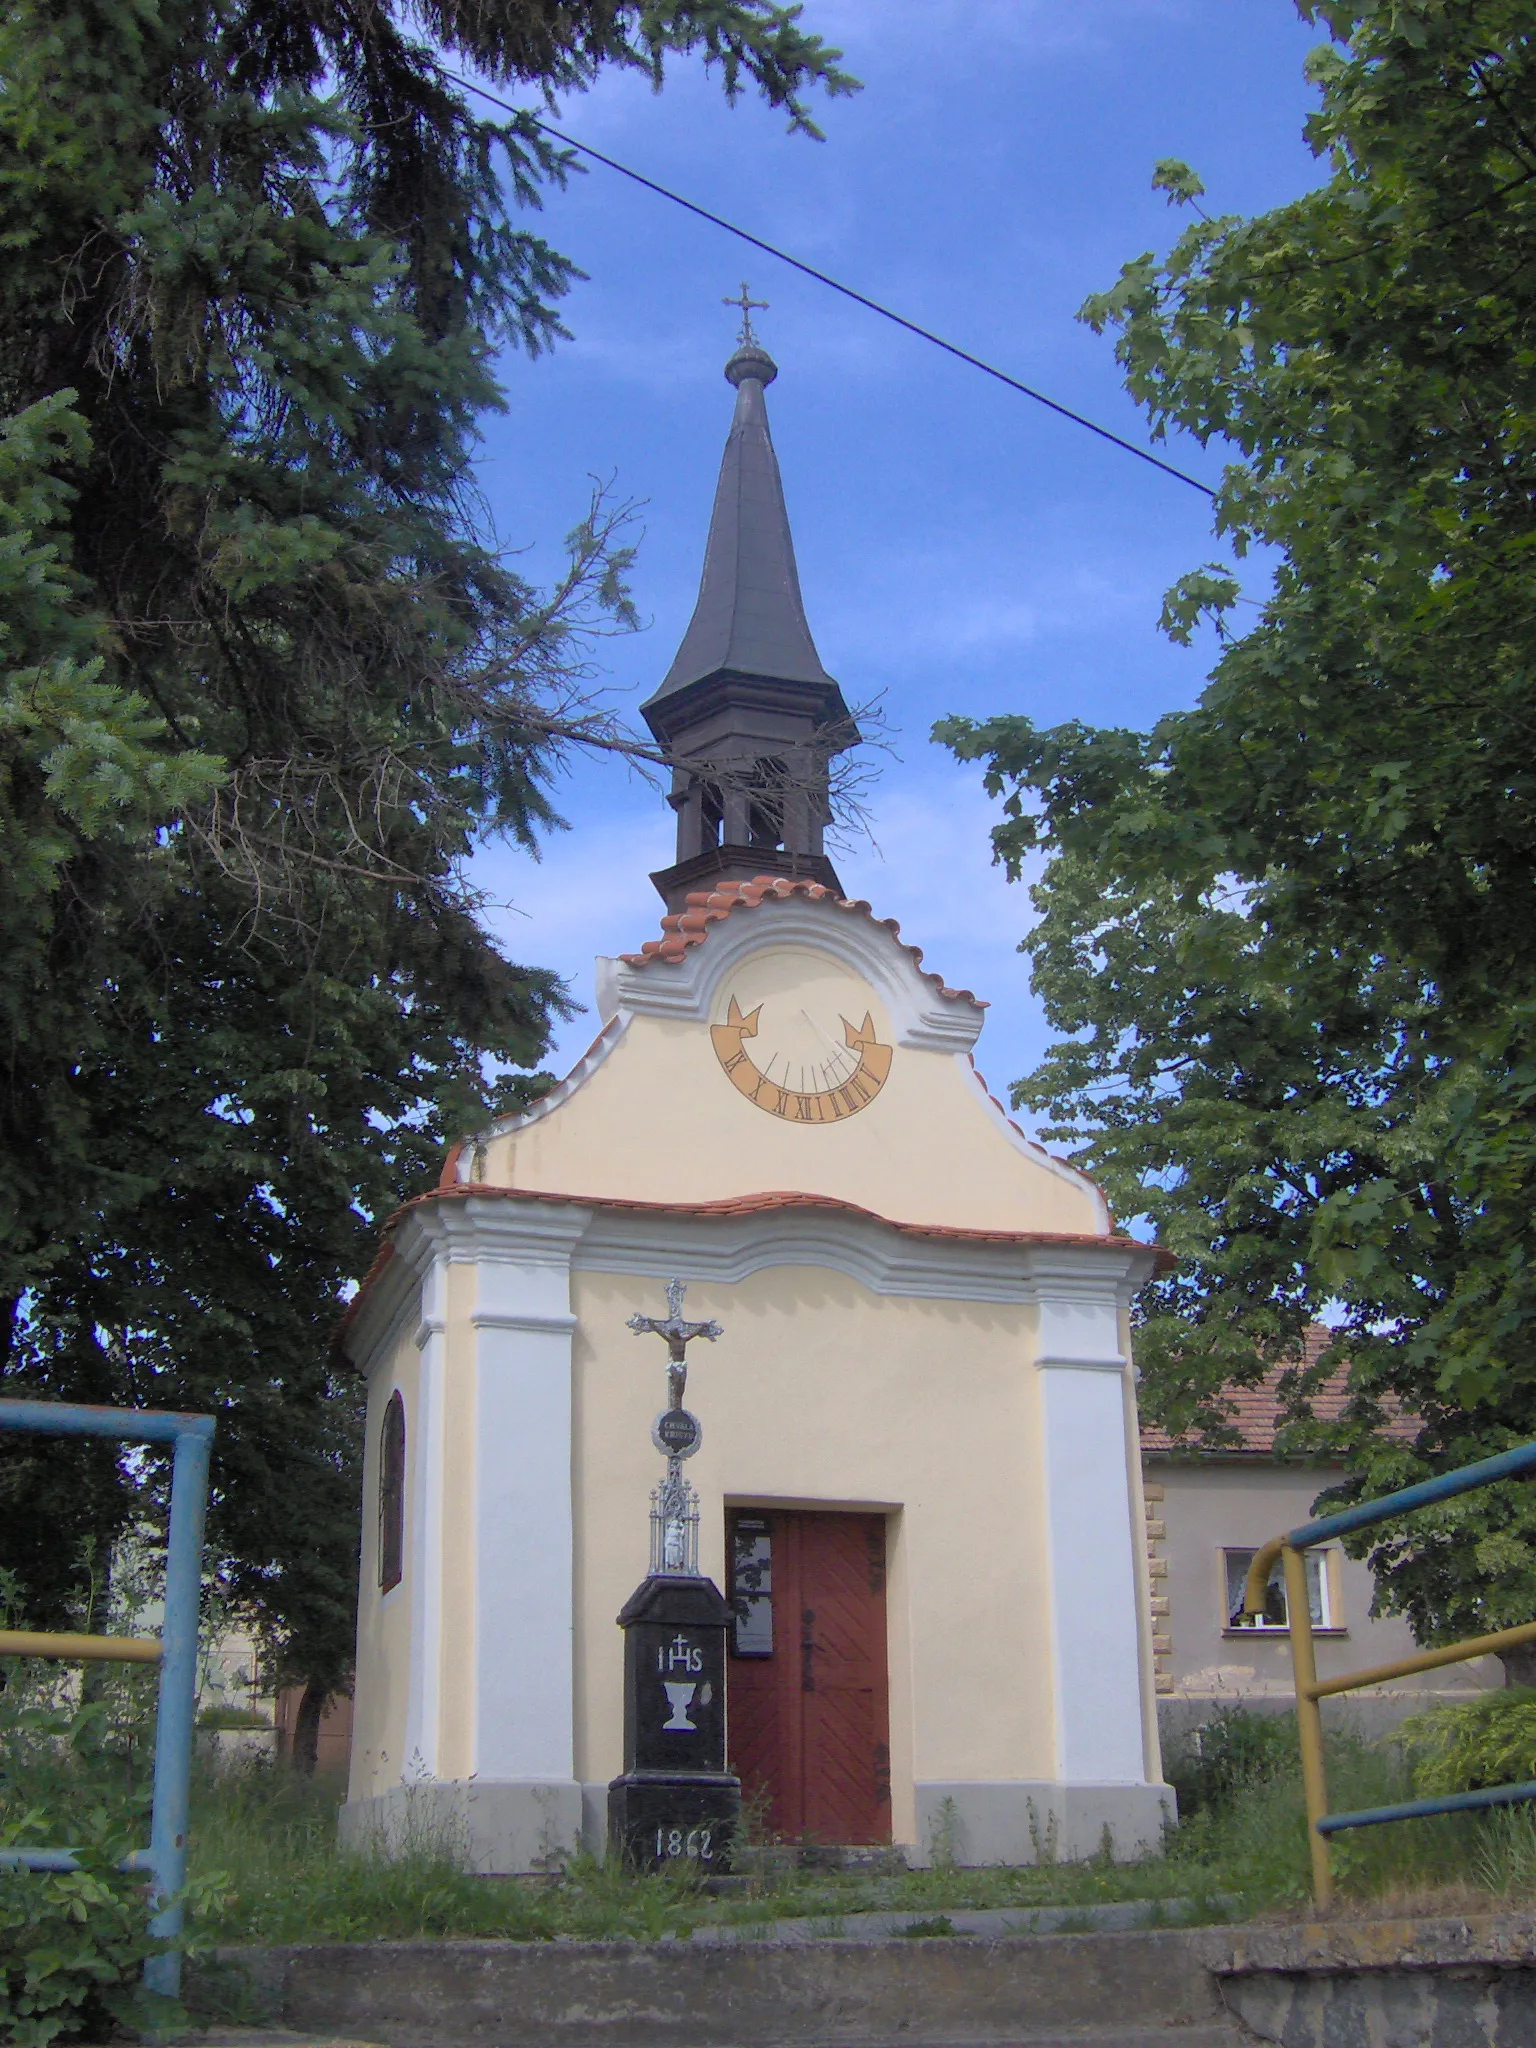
[{"xmin": 447, "ymin": 72, "xmax": 1218, "ymax": 501}]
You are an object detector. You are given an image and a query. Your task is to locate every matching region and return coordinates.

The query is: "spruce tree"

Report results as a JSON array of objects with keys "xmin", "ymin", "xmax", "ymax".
[{"xmin": 0, "ymin": 0, "xmax": 852, "ymax": 1722}]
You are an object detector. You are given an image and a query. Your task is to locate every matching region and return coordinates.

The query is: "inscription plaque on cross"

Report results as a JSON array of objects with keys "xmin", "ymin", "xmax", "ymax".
[{"xmin": 609, "ymin": 1279, "xmax": 741, "ymax": 1871}]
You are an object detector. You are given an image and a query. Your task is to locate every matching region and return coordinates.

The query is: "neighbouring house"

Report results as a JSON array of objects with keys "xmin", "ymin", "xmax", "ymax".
[
  {"xmin": 273, "ymin": 1686, "xmax": 354, "ymax": 1774},
  {"xmin": 1141, "ymin": 1326, "xmax": 1500, "ymax": 1745},
  {"xmin": 201, "ymin": 1621, "xmax": 354, "ymax": 1772}
]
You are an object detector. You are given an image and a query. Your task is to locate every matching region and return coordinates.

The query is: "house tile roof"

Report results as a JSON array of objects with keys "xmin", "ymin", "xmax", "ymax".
[
  {"xmin": 616, "ymin": 874, "xmax": 985, "ymax": 1009},
  {"xmin": 1140, "ymin": 1324, "xmax": 1413, "ymax": 1455}
]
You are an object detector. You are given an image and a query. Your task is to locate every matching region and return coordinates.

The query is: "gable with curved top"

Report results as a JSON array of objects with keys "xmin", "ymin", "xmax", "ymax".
[{"xmin": 464, "ymin": 889, "xmax": 1109, "ymax": 1240}]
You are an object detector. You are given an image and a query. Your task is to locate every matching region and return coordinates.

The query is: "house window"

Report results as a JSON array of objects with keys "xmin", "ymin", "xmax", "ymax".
[
  {"xmin": 730, "ymin": 1516, "xmax": 773, "ymax": 1656},
  {"xmin": 1224, "ymin": 1547, "xmax": 1331, "ymax": 1631},
  {"xmin": 378, "ymin": 1392, "xmax": 406, "ymax": 1594}
]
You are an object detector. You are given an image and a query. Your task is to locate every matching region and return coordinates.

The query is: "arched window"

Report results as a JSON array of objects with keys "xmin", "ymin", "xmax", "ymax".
[{"xmin": 378, "ymin": 1391, "xmax": 406, "ymax": 1593}]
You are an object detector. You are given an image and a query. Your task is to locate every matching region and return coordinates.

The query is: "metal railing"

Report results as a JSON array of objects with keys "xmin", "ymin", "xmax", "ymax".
[
  {"xmin": 0, "ymin": 1400, "xmax": 215, "ymax": 1996},
  {"xmin": 1241, "ymin": 1437, "xmax": 1536, "ymax": 1907}
]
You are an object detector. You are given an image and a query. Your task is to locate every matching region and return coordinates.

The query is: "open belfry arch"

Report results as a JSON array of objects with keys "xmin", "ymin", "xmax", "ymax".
[{"xmin": 338, "ymin": 324, "xmax": 1173, "ymax": 1871}]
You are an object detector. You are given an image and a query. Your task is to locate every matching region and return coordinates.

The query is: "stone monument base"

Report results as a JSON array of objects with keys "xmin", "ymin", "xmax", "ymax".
[{"xmin": 608, "ymin": 1770, "xmax": 741, "ymax": 1872}]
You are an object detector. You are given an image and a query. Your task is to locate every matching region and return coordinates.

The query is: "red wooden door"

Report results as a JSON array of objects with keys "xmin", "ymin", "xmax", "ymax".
[{"xmin": 726, "ymin": 1510, "xmax": 891, "ymax": 1844}]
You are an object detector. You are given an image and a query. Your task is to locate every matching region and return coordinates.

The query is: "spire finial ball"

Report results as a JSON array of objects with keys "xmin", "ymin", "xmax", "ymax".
[{"xmin": 725, "ymin": 343, "xmax": 777, "ymax": 389}]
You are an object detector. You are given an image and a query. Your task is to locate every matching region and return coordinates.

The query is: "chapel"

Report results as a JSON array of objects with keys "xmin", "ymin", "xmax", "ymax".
[{"xmin": 338, "ymin": 327, "xmax": 1172, "ymax": 1871}]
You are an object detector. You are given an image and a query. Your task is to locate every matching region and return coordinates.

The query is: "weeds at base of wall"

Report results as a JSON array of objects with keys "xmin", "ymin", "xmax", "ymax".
[
  {"xmin": 134, "ymin": 1734, "xmax": 1536, "ymax": 1970},
  {"xmin": 1025, "ymin": 1798, "xmax": 1059, "ymax": 1867},
  {"xmin": 926, "ymin": 1796, "xmax": 961, "ymax": 1872},
  {"xmin": 1395, "ymin": 1688, "xmax": 1536, "ymax": 1797}
]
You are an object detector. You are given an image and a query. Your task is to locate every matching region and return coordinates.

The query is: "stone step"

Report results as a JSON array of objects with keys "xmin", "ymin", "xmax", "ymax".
[
  {"xmin": 204, "ymin": 1911, "xmax": 1536, "ymax": 2048},
  {"xmin": 209, "ymin": 1927, "xmax": 1239, "ymax": 2046},
  {"xmin": 186, "ymin": 2032, "xmax": 1247, "ymax": 2048},
  {"xmin": 675, "ymin": 1896, "xmax": 1228, "ymax": 1943},
  {"xmin": 834, "ymin": 2034, "xmax": 1245, "ymax": 2048},
  {"xmin": 728, "ymin": 1843, "xmax": 911, "ymax": 1877}
]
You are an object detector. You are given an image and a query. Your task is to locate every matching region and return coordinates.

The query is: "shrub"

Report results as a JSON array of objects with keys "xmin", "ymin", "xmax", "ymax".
[
  {"xmin": 1165, "ymin": 1707, "xmax": 1296, "ymax": 1818},
  {"xmin": 0, "ymin": 1703, "xmax": 171, "ymax": 2046},
  {"xmin": 1396, "ymin": 1688, "xmax": 1536, "ymax": 1796},
  {"xmin": 196, "ymin": 1706, "xmax": 272, "ymax": 1731}
]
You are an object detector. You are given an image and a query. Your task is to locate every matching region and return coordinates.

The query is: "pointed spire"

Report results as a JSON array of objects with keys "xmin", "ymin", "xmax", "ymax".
[
  {"xmin": 644, "ymin": 344, "xmax": 835, "ymax": 707},
  {"xmin": 642, "ymin": 332, "xmax": 856, "ymax": 914}
]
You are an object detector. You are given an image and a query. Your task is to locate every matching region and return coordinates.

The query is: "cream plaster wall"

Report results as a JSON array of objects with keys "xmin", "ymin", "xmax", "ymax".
[
  {"xmin": 1150, "ymin": 1459, "xmax": 1501, "ymax": 1712},
  {"xmin": 569, "ymin": 1264, "xmax": 1059, "ymax": 1837},
  {"xmin": 477, "ymin": 958, "xmax": 1100, "ymax": 1240},
  {"xmin": 348, "ymin": 1317, "xmax": 420, "ymax": 1805}
]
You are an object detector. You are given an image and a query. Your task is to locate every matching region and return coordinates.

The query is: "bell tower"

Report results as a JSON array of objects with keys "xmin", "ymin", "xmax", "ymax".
[{"xmin": 644, "ymin": 309, "xmax": 858, "ymax": 913}]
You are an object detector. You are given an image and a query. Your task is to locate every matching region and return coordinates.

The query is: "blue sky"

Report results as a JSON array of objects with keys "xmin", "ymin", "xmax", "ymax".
[{"xmin": 468, "ymin": 0, "xmax": 1324, "ymax": 1116}]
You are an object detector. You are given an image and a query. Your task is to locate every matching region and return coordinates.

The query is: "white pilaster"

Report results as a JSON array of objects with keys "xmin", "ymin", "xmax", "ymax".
[
  {"xmin": 403, "ymin": 1251, "xmax": 448, "ymax": 1777},
  {"xmin": 1026, "ymin": 1248, "xmax": 1150, "ymax": 1787},
  {"xmin": 467, "ymin": 1204, "xmax": 589, "ymax": 1781}
]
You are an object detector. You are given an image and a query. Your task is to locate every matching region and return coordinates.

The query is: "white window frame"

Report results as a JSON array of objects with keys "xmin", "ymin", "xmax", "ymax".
[{"xmin": 1222, "ymin": 1544, "xmax": 1338, "ymax": 1633}]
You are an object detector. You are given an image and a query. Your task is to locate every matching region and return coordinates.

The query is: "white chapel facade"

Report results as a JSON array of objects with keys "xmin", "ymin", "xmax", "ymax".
[{"xmin": 339, "ymin": 333, "xmax": 1172, "ymax": 1870}]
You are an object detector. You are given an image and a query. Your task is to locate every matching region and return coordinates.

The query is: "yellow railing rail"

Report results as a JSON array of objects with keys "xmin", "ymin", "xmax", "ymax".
[{"xmin": 0, "ymin": 1629, "xmax": 162, "ymax": 1665}]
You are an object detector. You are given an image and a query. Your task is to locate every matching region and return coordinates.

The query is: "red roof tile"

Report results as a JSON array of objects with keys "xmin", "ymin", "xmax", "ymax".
[
  {"xmin": 617, "ymin": 875, "xmax": 986, "ymax": 1008},
  {"xmin": 1140, "ymin": 1324, "xmax": 1413, "ymax": 1455}
]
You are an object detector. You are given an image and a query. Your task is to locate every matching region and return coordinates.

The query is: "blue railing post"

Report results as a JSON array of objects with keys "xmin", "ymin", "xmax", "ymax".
[
  {"xmin": 143, "ymin": 1423, "xmax": 214, "ymax": 1998},
  {"xmin": 0, "ymin": 1401, "xmax": 215, "ymax": 2003}
]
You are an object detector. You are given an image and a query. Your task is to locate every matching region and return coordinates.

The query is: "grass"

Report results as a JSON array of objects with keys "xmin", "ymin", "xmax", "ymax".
[
  {"xmin": 182, "ymin": 1768, "xmax": 1205, "ymax": 1948},
  {"xmin": 11, "ymin": 1674, "xmax": 1536, "ymax": 1962},
  {"xmin": 175, "ymin": 1708, "xmax": 1536, "ymax": 1952}
]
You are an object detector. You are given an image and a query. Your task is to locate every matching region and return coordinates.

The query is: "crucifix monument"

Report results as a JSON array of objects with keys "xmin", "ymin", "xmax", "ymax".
[{"xmin": 608, "ymin": 1281, "xmax": 742, "ymax": 1870}]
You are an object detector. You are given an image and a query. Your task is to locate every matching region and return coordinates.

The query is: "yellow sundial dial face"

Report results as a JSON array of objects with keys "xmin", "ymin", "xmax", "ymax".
[{"xmin": 709, "ymin": 961, "xmax": 894, "ymax": 1124}]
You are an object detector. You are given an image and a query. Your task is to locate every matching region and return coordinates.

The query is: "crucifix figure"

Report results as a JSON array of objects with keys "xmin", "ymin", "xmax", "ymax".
[
  {"xmin": 628, "ymin": 1278, "xmax": 722, "ymax": 1411},
  {"xmin": 723, "ymin": 281, "xmax": 769, "ymax": 348}
]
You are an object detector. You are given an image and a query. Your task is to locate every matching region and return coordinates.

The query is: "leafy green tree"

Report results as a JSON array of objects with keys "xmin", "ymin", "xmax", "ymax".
[
  {"xmin": 940, "ymin": 1, "xmax": 1536, "ymax": 1666},
  {"xmin": 0, "ymin": 0, "xmax": 852, "ymax": 1726}
]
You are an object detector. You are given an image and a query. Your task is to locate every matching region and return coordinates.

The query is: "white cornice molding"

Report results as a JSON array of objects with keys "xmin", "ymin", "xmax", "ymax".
[
  {"xmin": 344, "ymin": 1196, "xmax": 1160, "ymax": 1364},
  {"xmin": 1023, "ymin": 1241, "xmax": 1160, "ymax": 1306},
  {"xmin": 346, "ymin": 1216, "xmax": 440, "ymax": 1376},
  {"xmin": 469, "ymin": 1309, "xmax": 580, "ymax": 1334},
  {"xmin": 413, "ymin": 1196, "xmax": 592, "ymax": 1266},
  {"xmin": 1028, "ymin": 1243, "xmax": 1155, "ymax": 1374},
  {"xmin": 570, "ymin": 1201, "xmax": 1156, "ymax": 1308},
  {"xmin": 345, "ymin": 1199, "xmax": 593, "ymax": 1373},
  {"xmin": 591, "ymin": 895, "xmax": 986, "ymax": 1052}
]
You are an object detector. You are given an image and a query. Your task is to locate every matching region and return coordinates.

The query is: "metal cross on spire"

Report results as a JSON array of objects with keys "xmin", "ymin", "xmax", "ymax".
[{"xmin": 723, "ymin": 281, "xmax": 768, "ymax": 347}]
